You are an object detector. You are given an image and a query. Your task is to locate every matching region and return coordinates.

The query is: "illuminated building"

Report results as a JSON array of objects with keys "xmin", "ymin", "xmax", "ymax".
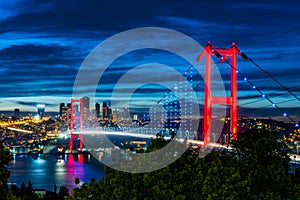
[
  {"xmin": 37, "ymin": 104, "xmax": 45, "ymax": 118},
  {"xmin": 60, "ymin": 104, "xmax": 70, "ymax": 125},
  {"xmin": 14, "ymin": 108, "xmax": 20, "ymax": 119},
  {"xmin": 59, "ymin": 103, "xmax": 65, "ymax": 116},
  {"xmin": 95, "ymin": 103, "xmax": 100, "ymax": 118},
  {"xmin": 81, "ymin": 96, "xmax": 90, "ymax": 116},
  {"xmin": 102, "ymin": 102, "xmax": 112, "ymax": 121},
  {"xmin": 102, "ymin": 102, "xmax": 107, "ymax": 120}
]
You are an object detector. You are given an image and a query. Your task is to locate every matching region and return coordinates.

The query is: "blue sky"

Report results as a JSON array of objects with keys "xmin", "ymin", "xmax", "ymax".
[{"xmin": 0, "ymin": 0, "xmax": 300, "ymax": 121}]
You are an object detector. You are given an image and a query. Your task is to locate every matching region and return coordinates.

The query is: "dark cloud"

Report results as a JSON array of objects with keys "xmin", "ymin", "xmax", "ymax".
[
  {"xmin": 239, "ymin": 106, "xmax": 300, "ymax": 119},
  {"xmin": 0, "ymin": 0, "xmax": 299, "ymax": 118},
  {"xmin": 0, "ymin": 0, "xmax": 164, "ymax": 34},
  {"xmin": 0, "ymin": 44, "xmax": 68, "ymax": 58},
  {"xmin": 16, "ymin": 101, "xmax": 54, "ymax": 107}
]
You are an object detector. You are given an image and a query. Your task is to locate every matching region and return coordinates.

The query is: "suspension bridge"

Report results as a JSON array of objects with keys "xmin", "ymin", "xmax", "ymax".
[{"xmin": 68, "ymin": 42, "xmax": 300, "ymax": 154}]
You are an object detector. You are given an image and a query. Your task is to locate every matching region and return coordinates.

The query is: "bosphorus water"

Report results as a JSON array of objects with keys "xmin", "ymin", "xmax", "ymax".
[
  {"xmin": 8, "ymin": 134, "xmax": 152, "ymax": 193},
  {"xmin": 8, "ymin": 153, "xmax": 105, "ymax": 192}
]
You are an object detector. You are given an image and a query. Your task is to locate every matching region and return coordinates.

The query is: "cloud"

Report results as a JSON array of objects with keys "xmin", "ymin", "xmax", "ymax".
[
  {"xmin": 16, "ymin": 101, "xmax": 54, "ymax": 107},
  {"xmin": 239, "ymin": 106, "xmax": 300, "ymax": 119},
  {"xmin": 0, "ymin": 44, "xmax": 69, "ymax": 58},
  {"xmin": 0, "ymin": 0, "xmax": 299, "ymax": 118}
]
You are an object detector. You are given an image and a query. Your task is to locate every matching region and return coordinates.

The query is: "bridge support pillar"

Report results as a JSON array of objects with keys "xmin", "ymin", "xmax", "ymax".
[
  {"xmin": 69, "ymin": 99, "xmax": 84, "ymax": 152},
  {"xmin": 200, "ymin": 42, "xmax": 239, "ymax": 146}
]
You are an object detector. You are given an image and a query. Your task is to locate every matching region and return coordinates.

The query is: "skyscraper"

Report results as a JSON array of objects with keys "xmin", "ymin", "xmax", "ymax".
[
  {"xmin": 102, "ymin": 102, "xmax": 107, "ymax": 120},
  {"xmin": 59, "ymin": 103, "xmax": 65, "ymax": 116},
  {"xmin": 61, "ymin": 104, "xmax": 70, "ymax": 125},
  {"xmin": 14, "ymin": 108, "xmax": 20, "ymax": 119},
  {"xmin": 37, "ymin": 104, "xmax": 45, "ymax": 118},
  {"xmin": 95, "ymin": 103, "xmax": 100, "ymax": 118},
  {"xmin": 81, "ymin": 96, "xmax": 90, "ymax": 110},
  {"xmin": 81, "ymin": 96, "xmax": 90, "ymax": 116}
]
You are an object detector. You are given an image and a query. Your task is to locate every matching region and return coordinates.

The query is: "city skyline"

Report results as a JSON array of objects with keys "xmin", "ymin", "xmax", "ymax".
[{"xmin": 0, "ymin": 1, "xmax": 300, "ymax": 121}]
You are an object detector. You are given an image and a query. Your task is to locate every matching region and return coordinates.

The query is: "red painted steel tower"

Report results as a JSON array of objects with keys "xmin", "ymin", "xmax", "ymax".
[
  {"xmin": 69, "ymin": 99, "xmax": 84, "ymax": 152},
  {"xmin": 196, "ymin": 42, "xmax": 239, "ymax": 145}
]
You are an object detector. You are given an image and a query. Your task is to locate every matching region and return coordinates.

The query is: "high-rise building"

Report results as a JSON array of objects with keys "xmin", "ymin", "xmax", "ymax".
[
  {"xmin": 14, "ymin": 108, "xmax": 20, "ymax": 119},
  {"xmin": 37, "ymin": 104, "xmax": 45, "ymax": 118},
  {"xmin": 81, "ymin": 96, "xmax": 90, "ymax": 116},
  {"xmin": 107, "ymin": 106, "xmax": 112, "ymax": 119},
  {"xmin": 102, "ymin": 101, "xmax": 113, "ymax": 121},
  {"xmin": 102, "ymin": 102, "xmax": 107, "ymax": 120},
  {"xmin": 61, "ymin": 104, "xmax": 70, "ymax": 125},
  {"xmin": 95, "ymin": 103, "xmax": 100, "ymax": 118},
  {"xmin": 81, "ymin": 96, "xmax": 90, "ymax": 110},
  {"xmin": 59, "ymin": 103, "xmax": 65, "ymax": 116}
]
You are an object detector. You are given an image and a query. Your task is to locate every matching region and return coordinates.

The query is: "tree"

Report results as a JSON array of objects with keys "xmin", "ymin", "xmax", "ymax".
[
  {"xmin": 58, "ymin": 186, "xmax": 69, "ymax": 199},
  {"xmin": 74, "ymin": 178, "xmax": 80, "ymax": 186},
  {"xmin": 27, "ymin": 180, "xmax": 32, "ymax": 193},
  {"xmin": 0, "ymin": 140, "xmax": 13, "ymax": 198},
  {"xmin": 67, "ymin": 128, "xmax": 300, "ymax": 199},
  {"xmin": 231, "ymin": 128, "xmax": 294, "ymax": 199},
  {"xmin": 19, "ymin": 181, "xmax": 26, "ymax": 197},
  {"xmin": 54, "ymin": 183, "xmax": 57, "ymax": 194}
]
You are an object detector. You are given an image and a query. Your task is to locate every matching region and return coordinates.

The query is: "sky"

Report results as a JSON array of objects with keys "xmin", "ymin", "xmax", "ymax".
[{"xmin": 0, "ymin": 0, "xmax": 300, "ymax": 121}]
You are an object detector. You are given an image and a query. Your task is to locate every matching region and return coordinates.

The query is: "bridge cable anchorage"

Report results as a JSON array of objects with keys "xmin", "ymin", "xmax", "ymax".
[
  {"xmin": 212, "ymin": 48, "xmax": 298, "ymax": 124},
  {"xmin": 238, "ymin": 50, "xmax": 300, "ymax": 103}
]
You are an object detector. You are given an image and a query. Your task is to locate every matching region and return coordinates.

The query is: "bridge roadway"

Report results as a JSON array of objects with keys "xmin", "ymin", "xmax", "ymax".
[{"xmin": 70, "ymin": 127, "xmax": 300, "ymax": 163}]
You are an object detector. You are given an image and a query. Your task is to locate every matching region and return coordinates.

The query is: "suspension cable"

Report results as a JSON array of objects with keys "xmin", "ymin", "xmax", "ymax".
[
  {"xmin": 240, "ymin": 98, "xmax": 296, "ymax": 115},
  {"xmin": 239, "ymin": 85, "xmax": 300, "ymax": 106},
  {"xmin": 157, "ymin": 45, "xmax": 299, "ymax": 125},
  {"xmin": 157, "ymin": 54, "xmax": 222, "ymax": 104},
  {"xmin": 237, "ymin": 50, "xmax": 300, "ymax": 103},
  {"xmin": 212, "ymin": 48, "xmax": 297, "ymax": 124}
]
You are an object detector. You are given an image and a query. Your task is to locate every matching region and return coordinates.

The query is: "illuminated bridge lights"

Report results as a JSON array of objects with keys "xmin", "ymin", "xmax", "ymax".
[{"xmin": 67, "ymin": 42, "xmax": 300, "ymax": 151}]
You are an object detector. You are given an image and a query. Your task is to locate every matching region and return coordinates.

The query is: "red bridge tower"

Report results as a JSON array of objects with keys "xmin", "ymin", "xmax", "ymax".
[
  {"xmin": 69, "ymin": 99, "xmax": 84, "ymax": 152},
  {"xmin": 197, "ymin": 42, "xmax": 240, "ymax": 144}
]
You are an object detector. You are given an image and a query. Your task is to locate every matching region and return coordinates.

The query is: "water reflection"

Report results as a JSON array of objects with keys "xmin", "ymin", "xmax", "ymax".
[{"xmin": 8, "ymin": 153, "xmax": 105, "ymax": 191}]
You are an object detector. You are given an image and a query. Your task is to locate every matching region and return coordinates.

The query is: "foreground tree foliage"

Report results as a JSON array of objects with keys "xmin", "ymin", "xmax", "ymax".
[
  {"xmin": 0, "ymin": 140, "xmax": 13, "ymax": 199},
  {"xmin": 231, "ymin": 129, "xmax": 294, "ymax": 199},
  {"xmin": 67, "ymin": 128, "xmax": 300, "ymax": 200},
  {"xmin": 2, "ymin": 128, "xmax": 299, "ymax": 199},
  {"xmin": 7, "ymin": 181, "xmax": 69, "ymax": 200}
]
